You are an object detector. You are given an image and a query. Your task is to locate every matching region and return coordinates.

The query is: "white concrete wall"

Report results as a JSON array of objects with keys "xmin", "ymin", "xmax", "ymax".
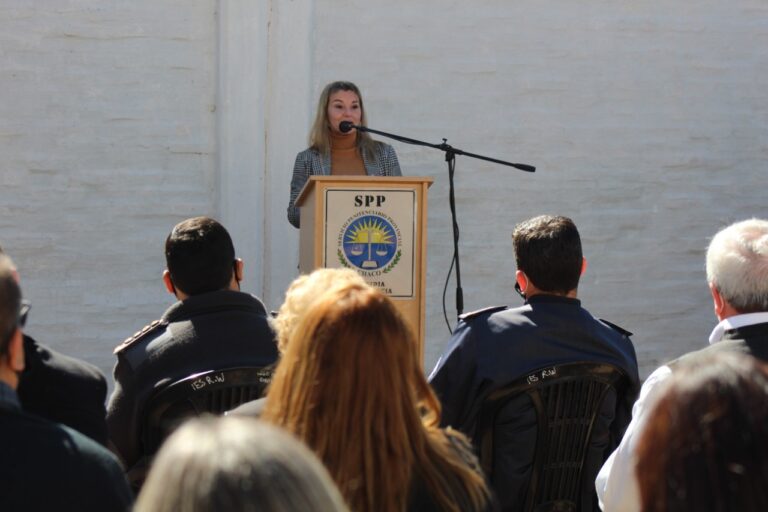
[
  {"xmin": 1, "ymin": 1, "xmax": 219, "ymax": 375},
  {"xmin": 218, "ymin": 0, "xmax": 270, "ymax": 296},
  {"xmin": 1, "ymin": 0, "xmax": 766, "ymax": 381},
  {"xmin": 305, "ymin": 0, "xmax": 768, "ymax": 376},
  {"xmin": 261, "ymin": 0, "xmax": 315, "ymax": 310}
]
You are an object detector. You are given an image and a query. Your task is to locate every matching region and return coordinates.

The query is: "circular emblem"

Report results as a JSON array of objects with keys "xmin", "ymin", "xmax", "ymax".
[{"xmin": 342, "ymin": 215, "xmax": 398, "ymax": 270}]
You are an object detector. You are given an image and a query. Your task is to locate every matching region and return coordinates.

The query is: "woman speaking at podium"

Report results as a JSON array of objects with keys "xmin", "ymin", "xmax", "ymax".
[{"xmin": 287, "ymin": 81, "xmax": 402, "ymax": 228}]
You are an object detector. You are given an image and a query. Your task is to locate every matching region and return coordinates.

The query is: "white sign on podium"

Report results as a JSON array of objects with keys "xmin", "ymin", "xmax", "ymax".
[{"xmin": 323, "ymin": 188, "xmax": 416, "ymax": 298}]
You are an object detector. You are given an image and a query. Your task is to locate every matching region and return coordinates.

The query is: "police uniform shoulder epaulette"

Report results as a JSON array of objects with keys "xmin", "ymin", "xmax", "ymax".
[
  {"xmin": 459, "ymin": 305, "xmax": 507, "ymax": 322},
  {"xmin": 113, "ymin": 319, "xmax": 166, "ymax": 354},
  {"xmin": 599, "ymin": 318, "xmax": 633, "ymax": 337}
]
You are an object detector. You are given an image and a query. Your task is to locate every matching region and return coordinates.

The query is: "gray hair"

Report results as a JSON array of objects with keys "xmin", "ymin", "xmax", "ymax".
[
  {"xmin": 135, "ymin": 416, "xmax": 349, "ymax": 512},
  {"xmin": 706, "ymin": 218, "xmax": 768, "ymax": 313},
  {"xmin": 0, "ymin": 255, "xmax": 21, "ymax": 356}
]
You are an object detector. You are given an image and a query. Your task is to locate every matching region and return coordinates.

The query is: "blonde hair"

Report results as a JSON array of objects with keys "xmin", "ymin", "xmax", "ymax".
[
  {"xmin": 274, "ymin": 268, "xmax": 366, "ymax": 354},
  {"xmin": 263, "ymin": 283, "xmax": 490, "ymax": 512},
  {"xmin": 308, "ymin": 81, "xmax": 378, "ymax": 159},
  {"xmin": 134, "ymin": 416, "xmax": 349, "ymax": 512}
]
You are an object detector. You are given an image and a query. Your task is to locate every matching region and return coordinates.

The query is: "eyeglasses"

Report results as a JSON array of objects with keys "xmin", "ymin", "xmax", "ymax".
[{"xmin": 18, "ymin": 300, "xmax": 31, "ymax": 329}]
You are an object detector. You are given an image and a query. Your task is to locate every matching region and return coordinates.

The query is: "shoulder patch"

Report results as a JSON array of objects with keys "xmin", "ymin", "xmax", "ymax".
[
  {"xmin": 599, "ymin": 318, "xmax": 633, "ymax": 337},
  {"xmin": 113, "ymin": 319, "xmax": 166, "ymax": 354},
  {"xmin": 459, "ymin": 305, "xmax": 507, "ymax": 322}
]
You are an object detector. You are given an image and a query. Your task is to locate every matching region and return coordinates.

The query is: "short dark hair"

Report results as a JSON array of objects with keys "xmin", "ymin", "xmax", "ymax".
[
  {"xmin": 0, "ymin": 255, "xmax": 22, "ymax": 356},
  {"xmin": 165, "ymin": 217, "xmax": 236, "ymax": 296},
  {"xmin": 512, "ymin": 215, "xmax": 582, "ymax": 294}
]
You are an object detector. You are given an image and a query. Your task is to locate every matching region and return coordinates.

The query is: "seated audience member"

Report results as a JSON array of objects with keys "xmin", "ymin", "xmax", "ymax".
[
  {"xmin": 135, "ymin": 416, "xmax": 349, "ymax": 512},
  {"xmin": 106, "ymin": 217, "xmax": 278, "ymax": 480},
  {"xmin": 263, "ymin": 282, "xmax": 493, "ymax": 512},
  {"xmin": 0, "ymin": 245, "xmax": 109, "ymax": 445},
  {"xmin": 229, "ymin": 267, "xmax": 365, "ymax": 417},
  {"xmin": 596, "ymin": 218, "xmax": 768, "ymax": 512},
  {"xmin": 18, "ymin": 331, "xmax": 109, "ymax": 444},
  {"xmin": 429, "ymin": 214, "xmax": 639, "ymax": 511},
  {"xmin": 636, "ymin": 352, "xmax": 768, "ymax": 512},
  {"xmin": 0, "ymin": 254, "xmax": 133, "ymax": 512}
]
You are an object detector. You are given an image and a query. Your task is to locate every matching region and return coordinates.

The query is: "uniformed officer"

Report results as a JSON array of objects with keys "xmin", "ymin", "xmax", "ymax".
[
  {"xmin": 428, "ymin": 215, "xmax": 640, "ymax": 511},
  {"xmin": 106, "ymin": 217, "xmax": 278, "ymax": 484}
]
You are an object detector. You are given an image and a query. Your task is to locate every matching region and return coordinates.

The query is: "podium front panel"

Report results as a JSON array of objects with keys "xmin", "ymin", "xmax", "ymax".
[
  {"xmin": 323, "ymin": 188, "xmax": 416, "ymax": 299},
  {"xmin": 295, "ymin": 175, "xmax": 433, "ymax": 364}
]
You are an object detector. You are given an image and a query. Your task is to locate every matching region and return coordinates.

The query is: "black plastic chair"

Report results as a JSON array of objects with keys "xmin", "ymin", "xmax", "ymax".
[
  {"xmin": 475, "ymin": 362, "xmax": 629, "ymax": 512},
  {"xmin": 141, "ymin": 366, "xmax": 274, "ymax": 457}
]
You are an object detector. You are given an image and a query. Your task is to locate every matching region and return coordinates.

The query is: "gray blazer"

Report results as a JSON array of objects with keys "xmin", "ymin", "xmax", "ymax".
[{"xmin": 287, "ymin": 142, "xmax": 402, "ymax": 228}]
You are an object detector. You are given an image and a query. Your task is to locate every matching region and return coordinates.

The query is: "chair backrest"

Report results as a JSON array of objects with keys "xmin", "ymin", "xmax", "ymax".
[
  {"xmin": 141, "ymin": 366, "xmax": 274, "ymax": 457},
  {"xmin": 475, "ymin": 362, "xmax": 628, "ymax": 512}
]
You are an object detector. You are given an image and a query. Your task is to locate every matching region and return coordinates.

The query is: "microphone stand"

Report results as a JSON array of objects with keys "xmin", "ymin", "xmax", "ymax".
[{"xmin": 349, "ymin": 124, "xmax": 535, "ymax": 322}]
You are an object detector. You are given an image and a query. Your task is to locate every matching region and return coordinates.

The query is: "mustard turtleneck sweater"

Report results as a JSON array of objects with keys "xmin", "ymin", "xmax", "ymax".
[{"xmin": 330, "ymin": 133, "xmax": 365, "ymax": 175}]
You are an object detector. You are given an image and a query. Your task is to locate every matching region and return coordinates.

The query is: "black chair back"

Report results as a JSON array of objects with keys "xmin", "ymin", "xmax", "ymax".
[
  {"xmin": 141, "ymin": 366, "xmax": 273, "ymax": 456},
  {"xmin": 476, "ymin": 362, "xmax": 628, "ymax": 512}
]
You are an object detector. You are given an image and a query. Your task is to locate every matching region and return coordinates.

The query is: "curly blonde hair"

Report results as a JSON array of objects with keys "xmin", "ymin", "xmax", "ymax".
[{"xmin": 273, "ymin": 268, "xmax": 366, "ymax": 354}]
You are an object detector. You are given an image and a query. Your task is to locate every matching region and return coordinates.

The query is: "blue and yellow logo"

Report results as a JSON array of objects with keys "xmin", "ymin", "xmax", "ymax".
[{"xmin": 342, "ymin": 215, "xmax": 398, "ymax": 270}]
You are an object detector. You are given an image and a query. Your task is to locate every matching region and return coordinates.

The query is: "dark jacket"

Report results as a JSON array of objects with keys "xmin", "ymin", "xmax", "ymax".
[
  {"xmin": 1, "ymin": 383, "xmax": 133, "ymax": 512},
  {"xmin": 671, "ymin": 320, "xmax": 768, "ymax": 367},
  {"xmin": 428, "ymin": 295, "xmax": 640, "ymax": 511},
  {"xmin": 106, "ymin": 290, "xmax": 278, "ymax": 473},
  {"xmin": 17, "ymin": 334, "xmax": 108, "ymax": 445}
]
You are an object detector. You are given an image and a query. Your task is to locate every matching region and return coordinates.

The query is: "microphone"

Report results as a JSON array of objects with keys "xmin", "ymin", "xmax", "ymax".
[{"xmin": 339, "ymin": 121, "xmax": 358, "ymax": 133}]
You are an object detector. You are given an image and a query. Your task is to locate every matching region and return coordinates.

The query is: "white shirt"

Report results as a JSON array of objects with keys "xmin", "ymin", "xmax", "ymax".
[{"xmin": 595, "ymin": 311, "xmax": 768, "ymax": 512}]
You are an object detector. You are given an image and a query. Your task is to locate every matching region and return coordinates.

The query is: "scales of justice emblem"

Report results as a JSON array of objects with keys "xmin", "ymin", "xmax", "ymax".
[{"xmin": 341, "ymin": 214, "xmax": 399, "ymax": 270}]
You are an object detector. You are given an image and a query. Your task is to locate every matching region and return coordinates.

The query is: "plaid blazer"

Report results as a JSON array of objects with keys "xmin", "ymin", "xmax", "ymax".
[{"xmin": 287, "ymin": 142, "xmax": 402, "ymax": 228}]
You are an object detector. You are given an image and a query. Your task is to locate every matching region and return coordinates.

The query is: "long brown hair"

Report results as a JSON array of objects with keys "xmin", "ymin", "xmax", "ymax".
[
  {"xmin": 263, "ymin": 284, "xmax": 490, "ymax": 511},
  {"xmin": 308, "ymin": 81, "xmax": 378, "ymax": 159}
]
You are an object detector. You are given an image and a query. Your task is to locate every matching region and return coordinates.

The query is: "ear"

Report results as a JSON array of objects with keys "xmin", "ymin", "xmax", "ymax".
[
  {"xmin": 162, "ymin": 270, "xmax": 176, "ymax": 296},
  {"xmin": 580, "ymin": 258, "xmax": 588, "ymax": 276},
  {"xmin": 709, "ymin": 282, "xmax": 727, "ymax": 320},
  {"xmin": 234, "ymin": 258, "xmax": 244, "ymax": 282},
  {"xmin": 515, "ymin": 270, "xmax": 528, "ymax": 293},
  {"xmin": 8, "ymin": 329, "xmax": 24, "ymax": 373}
]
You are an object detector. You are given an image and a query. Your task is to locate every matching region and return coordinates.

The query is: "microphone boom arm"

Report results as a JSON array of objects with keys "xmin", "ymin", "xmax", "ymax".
[
  {"xmin": 347, "ymin": 122, "xmax": 535, "ymax": 321},
  {"xmin": 352, "ymin": 124, "xmax": 535, "ymax": 173}
]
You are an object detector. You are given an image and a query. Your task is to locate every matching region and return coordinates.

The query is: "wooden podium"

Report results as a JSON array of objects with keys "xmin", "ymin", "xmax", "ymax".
[{"xmin": 295, "ymin": 175, "xmax": 433, "ymax": 360}]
